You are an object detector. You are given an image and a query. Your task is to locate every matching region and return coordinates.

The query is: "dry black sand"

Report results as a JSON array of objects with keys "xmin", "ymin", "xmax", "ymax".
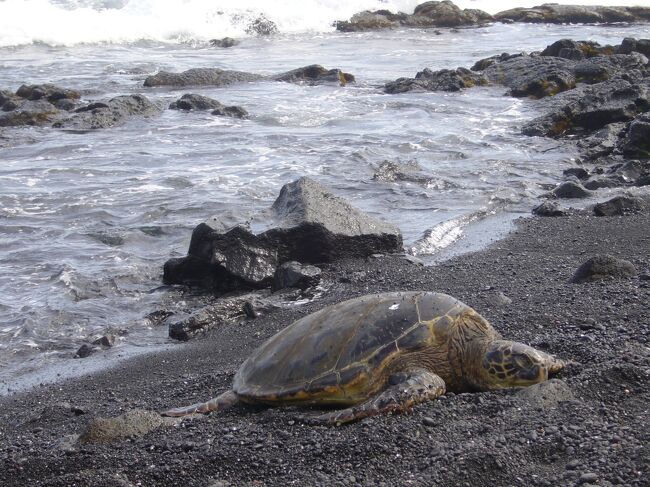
[{"xmin": 1, "ymin": 209, "xmax": 649, "ymax": 486}]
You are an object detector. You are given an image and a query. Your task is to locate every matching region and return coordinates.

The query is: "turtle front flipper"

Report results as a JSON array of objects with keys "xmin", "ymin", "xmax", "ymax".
[
  {"xmin": 306, "ymin": 369, "xmax": 446, "ymax": 425},
  {"xmin": 161, "ymin": 390, "xmax": 239, "ymax": 417}
]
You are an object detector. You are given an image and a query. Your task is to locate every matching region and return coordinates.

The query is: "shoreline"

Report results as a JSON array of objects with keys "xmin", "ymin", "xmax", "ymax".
[{"xmin": 1, "ymin": 208, "xmax": 648, "ymax": 486}]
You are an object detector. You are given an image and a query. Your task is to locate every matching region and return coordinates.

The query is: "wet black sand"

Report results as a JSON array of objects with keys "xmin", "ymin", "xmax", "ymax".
[{"xmin": 1, "ymin": 209, "xmax": 649, "ymax": 486}]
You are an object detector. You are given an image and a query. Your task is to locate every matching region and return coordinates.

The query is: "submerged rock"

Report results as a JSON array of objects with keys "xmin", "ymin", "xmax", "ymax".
[
  {"xmin": 273, "ymin": 65, "xmax": 355, "ymax": 86},
  {"xmin": 169, "ymin": 94, "xmax": 248, "ymax": 118},
  {"xmin": 210, "ymin": 37, "xmax": 238, "ymax": 48},
  {"xmin": 384, "ymin": 67, "xmax": 486, "ymax": 94},
  {"xmin": 164, "ymin": 177, "xmax": 402, "ymax": 293},
  {"xmin": 144, "ymin": 68, "xmax": 262, "ymax": 88},
  {"xmin": 495, "ymin": 4, "xmax": 650, "ymax": 24},
  {"xmin": 144, "ymin": 65, "xmax": 355, "ymax": 88},
  {"xmin": 571, "ymin": 254, "xmax": 637, "ymax": 283},
  {"xmin": 53, "ymin": 94, "xmax": 161, "ymax": 130}
]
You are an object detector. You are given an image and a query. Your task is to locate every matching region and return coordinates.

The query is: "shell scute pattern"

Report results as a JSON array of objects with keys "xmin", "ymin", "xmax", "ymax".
[{"xmin": 234, "ymin": 292, "xmax": 469, "ymax": 402}]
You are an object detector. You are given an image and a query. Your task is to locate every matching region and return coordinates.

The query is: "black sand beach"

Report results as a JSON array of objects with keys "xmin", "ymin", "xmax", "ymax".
[{"xmin": 1, "ymin": 209, "xmax": 649, "ymax": 486}]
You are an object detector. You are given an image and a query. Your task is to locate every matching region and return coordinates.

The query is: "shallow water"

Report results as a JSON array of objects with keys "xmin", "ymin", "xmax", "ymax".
[{"xmin": 1, "ymin": 17, "xmax": 649, "ymax": 392}]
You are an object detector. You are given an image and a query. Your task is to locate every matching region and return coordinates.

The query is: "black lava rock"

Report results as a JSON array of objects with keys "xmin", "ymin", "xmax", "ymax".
[{"xmin": 571, "ymin": 254, "xmax": 637, "ymax": 283}]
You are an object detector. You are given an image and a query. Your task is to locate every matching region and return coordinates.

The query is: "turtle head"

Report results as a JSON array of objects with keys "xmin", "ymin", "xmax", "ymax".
[{"xmin": 475, "ymin": 340, "xmax": 557, "ymax": 390}]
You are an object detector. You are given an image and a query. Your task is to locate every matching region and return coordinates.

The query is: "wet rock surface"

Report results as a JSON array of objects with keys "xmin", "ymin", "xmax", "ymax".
[
  {"xmin": 2, "ymin": 212, "xmax": 649, "ymax": 486},
  {"xmin": 384, "ymin": 67, "xmax": 486, "ymax": 94},
  {"xmin": 336, "ymin": 1, "xmax": 493, "ymax": 32},
  {"xmin": 143, "ymin": 65, "xmax": 355, "ymax": 88},
  {"xmin": 163, "ymin": 177, "xmax": 402, "ymax": 293},
  {"xmin": 494, "ymin": 4, "xmax": 650, "ymax": 24},
  {"xmin": 54, "ymin": 94, "xmax": 161, "ymax": 130},
  {"xmin": 143, "ymin": 68, "xmax": 263, "ymax": 88},
  {"xmin": 169, "ymin": 94, "xmax": 248, "ymax": 118},
  {"xmin": 273, "ymin": 64, "xmax": 355, "ymax": 86}
]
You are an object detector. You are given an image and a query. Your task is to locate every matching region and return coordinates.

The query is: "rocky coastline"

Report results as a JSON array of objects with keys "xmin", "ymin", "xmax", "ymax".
[{"xmin": 1, "ymin": 3, "xmax": 650, "ymax": 485}]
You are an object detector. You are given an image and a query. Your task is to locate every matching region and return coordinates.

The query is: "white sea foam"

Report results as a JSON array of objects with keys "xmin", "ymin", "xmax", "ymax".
[{"xmin": 1, "ymin": 0, "xmax": 648, "ymax": 47}]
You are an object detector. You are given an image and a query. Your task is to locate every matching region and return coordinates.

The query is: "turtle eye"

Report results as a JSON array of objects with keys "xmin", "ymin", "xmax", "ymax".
[{"xmin": 514, "ymin": 354, "xmax": 533, "ymax": 369}]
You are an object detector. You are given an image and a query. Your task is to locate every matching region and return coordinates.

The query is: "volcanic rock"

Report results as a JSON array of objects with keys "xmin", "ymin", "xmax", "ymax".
[
  {"xmin": 273, "ymin": 65, "xmax": 355, "ymax": 86},
  {"xmin": 169, "ymin": 291, "xmax": 274, "ymax": 340},
  {"xmin": 495, "ymin": 4, "xmax": 650, "ymax": 24},
  {"xmin": 273, "ymin": 261, "xmax": 322, "ymax": 291},
  {"xmin": 336, "ymin": 10, "xmax": 405, "ymax": 31},
  {"xmin": 144, "ymin": 68, "xmax": 263, "ymax": 88},
  {"xmin": 576, "ymin": 122, "xmax": 626, "ymax": 161},
  {"xmin": 245, "ymin": 14, "xmax": 278, "ymax": 36},
  {"xmin": 620, "ymin": 112, "xmax": 650, "ymax": 159},
  {"xmin": 593, "ymin": 196, "xmax": 646, "ymax": 216},
  {"xmin": 163, "ymin": 177, "xmax": 402, "ymax": 292},
  {"xmin": 15, "ymin": 84, "xmax": 80, "ymax": 104},
  {"xmin": 522, "ymin": 78, "xmax": 650, "ymax": 137},
  {"xmin": 571, "ymin": 254, "xmax": 637, "ymax": 283},
  {"xmin": 551, "ymin": 181, "xmax": 592, "ymax": 199},
  {"xmin": 53, "ymin": 94, "xmax": 161, "ymax": 130},
  {"xmin": 384, "ymin": 67, "xmax": 486, "ymax": 94},
  {"xmin": 483, "ymin": 55, "xmax": 576, "ymax": 98},
  {"xmin": 407, "ymin": 1, "xmax": 493, "ymax": 27},
  {"xmin": 210, "ymin": 37, "xmax": 238, "ymax": 48},
  {"xmin": 169, "ymin": 94, "xmax": 248, "ymax": 118},
  {"xmin": 619, "ymin": 37, "xmax": 650, "ymax": 58},
  {"xmin": 336, "ymin": 1, "xmax": 493, "ymax": 31},
  {"xmin": 533, "ymin": 201, "xmax": 566, "ymax": 217},
  {"xmin": 0, "ymin": 99, "xmax": 60, "ymax": 127}
]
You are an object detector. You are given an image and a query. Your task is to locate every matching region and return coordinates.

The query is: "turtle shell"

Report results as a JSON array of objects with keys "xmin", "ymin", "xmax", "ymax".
[{"xmin": 233, "ymin": 291, "xmax": 488, "ymax": 405}]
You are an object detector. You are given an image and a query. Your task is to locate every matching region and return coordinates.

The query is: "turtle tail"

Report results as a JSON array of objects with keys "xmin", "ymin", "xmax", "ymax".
[{"xmin": 161, "ymin": 390, "xmax": 239, "ymax": 417}]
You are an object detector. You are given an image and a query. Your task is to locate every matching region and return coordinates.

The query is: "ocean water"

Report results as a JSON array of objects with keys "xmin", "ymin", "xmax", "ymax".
[{"xmin": 1, "ymin": 0, "xmax": 649, "ymax": 392}]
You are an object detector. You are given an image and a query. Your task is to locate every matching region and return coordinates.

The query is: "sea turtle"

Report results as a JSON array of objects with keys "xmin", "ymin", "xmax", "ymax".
[{"xmin": 163, "ymin": 292, "xmax": 565, "ymax": 424}]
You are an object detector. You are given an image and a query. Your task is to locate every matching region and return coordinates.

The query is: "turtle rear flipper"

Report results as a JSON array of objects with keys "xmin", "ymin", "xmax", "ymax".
[
  {"xmin": 161, "ymin": 390, "xmax": 239, "ymax": 417},
  {"xmin": 306, "ymin": 369, "xmax": 446, "ymax": 425}
]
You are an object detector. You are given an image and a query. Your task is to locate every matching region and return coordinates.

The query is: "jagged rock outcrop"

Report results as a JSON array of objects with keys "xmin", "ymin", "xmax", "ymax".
[
  {"xmin": 144, "ymin": 65, "xmax": 354, "ymax": 88},
  {"xmin": 1, "ymin": 85, "xmax": 160, "ymax": 130},
  {"xmin": 495, "ymin": 4, "xmax": 650, "ymax": 24},
  {"xmin": 522, "ymin": 78, "xmax": 650, "ymax": 137},
  {"xmin": 169, "ymin": 94, "xmax": 248, "ymax": 118},
  {"xmin": 163, "ymin": 177, "xmax": 402, "ymax": 293},
  {"xmin": 143, "ymin": 68, "xmax": 263, "ymax": 88},
  {"xmin": 384, "ymin": 67, "xmax": 486, "ymax": 94},
  {"xmin": 336, "ymin": 1, "xmax": 493, "ymax": 32},
  {"xmin": 273, "ymin": 65, "xmax": 355, "ymax": 86},
  {"xmin": 53, "ymin": 95, "xmax": 161, "ymax": 130}
]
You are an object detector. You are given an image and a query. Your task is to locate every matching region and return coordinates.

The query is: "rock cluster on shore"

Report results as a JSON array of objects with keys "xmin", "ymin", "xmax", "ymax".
[
  {"xmin": 337, "ymin": 1, "xmax": 650, "ymax": 31},
  {"xmin": 164, "ymin": 177, "xmax": 402, "ymax": 294},
  {"xmin": 385, "ymin": 36, "xmax": 650, "ymax": 195}
]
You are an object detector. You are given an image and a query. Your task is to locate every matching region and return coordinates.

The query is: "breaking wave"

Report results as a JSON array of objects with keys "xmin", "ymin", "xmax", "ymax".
[{"xmin": 1, "ymin": 0, "xmax": 646, "ymax": 47}]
